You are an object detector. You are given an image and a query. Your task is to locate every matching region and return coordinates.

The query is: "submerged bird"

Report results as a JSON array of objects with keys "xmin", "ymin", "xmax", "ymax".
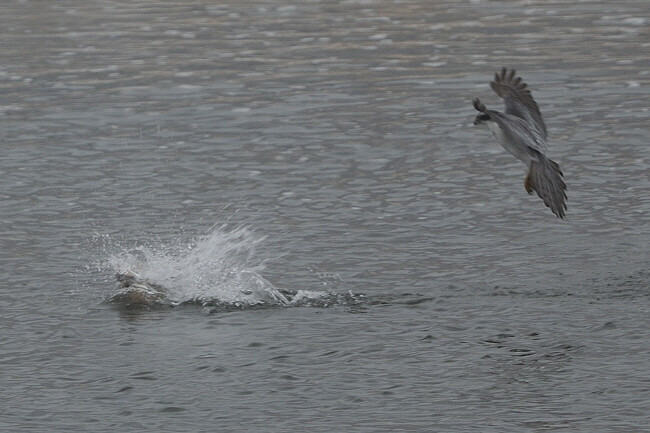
[{"xmin": 473, "ymin": 68, "xmax": 567, "ymax": 218}]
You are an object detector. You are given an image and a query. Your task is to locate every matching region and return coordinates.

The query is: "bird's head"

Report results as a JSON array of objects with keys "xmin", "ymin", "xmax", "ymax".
[{"xmin": 473, "ymin": 113, "xmax": 491, "ymax": 125}]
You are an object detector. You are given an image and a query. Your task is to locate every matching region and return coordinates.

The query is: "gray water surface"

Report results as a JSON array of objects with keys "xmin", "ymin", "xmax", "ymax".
[{"xmin": 2, "ymin": 1, "xmax": 649, "ymax": 432}]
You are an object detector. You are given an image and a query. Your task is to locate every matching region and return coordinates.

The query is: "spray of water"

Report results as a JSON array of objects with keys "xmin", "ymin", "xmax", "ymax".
[
  {"xmin": 97, "ymin": 223, "xmax": 369, "ymax": 310},
  {"xmin": 106, "ymin": 224, "xmax": 298, "ymax": 306}
]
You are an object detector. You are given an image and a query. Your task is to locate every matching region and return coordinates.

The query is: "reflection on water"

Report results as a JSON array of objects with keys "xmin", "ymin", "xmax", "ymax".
[{"xmin": 1, "ymin": 1, "xmax": 649, "ymax": 432}]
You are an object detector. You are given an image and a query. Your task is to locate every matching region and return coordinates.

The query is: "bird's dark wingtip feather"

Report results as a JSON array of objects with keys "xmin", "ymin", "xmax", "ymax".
[{"xmin": 472, "ymin": 97, "xmax": 488, "ymax": 113}]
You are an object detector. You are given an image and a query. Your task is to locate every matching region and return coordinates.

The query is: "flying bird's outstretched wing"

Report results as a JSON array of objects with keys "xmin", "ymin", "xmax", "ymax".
[{"xmin": 490, "ymin": 68, "xmax": 547, "ymax": 139}]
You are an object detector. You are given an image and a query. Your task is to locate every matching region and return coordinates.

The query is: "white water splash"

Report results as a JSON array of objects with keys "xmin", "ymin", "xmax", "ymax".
[{"xmin": 107, "ymin": 225, "xmax": 303, "ymax": 306}]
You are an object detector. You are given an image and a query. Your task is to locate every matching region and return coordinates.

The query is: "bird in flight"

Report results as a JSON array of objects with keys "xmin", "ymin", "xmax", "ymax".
[{"xmin": 473, "ymin": 68, "xmax": 567, "ymax": 218}]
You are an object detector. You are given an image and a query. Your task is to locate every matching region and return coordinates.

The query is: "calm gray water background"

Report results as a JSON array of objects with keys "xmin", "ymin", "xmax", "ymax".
[{"xmin": 2, "ymin": 1, "xmax": 649, "ymax": 431}]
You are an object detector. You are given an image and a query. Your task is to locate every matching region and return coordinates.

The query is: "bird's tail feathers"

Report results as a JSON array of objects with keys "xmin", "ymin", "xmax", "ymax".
[{"xmin": 526, "ymin": 157, "xmax": 567, "ymax": 218}]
